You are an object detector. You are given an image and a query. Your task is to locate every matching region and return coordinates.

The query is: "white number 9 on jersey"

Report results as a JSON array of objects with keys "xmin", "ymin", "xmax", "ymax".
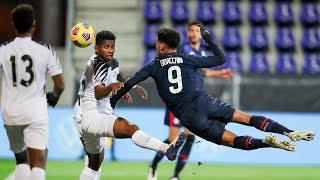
[{"xmin": 168, "ymin": 66, "xmax": 183, "ymax": 94}]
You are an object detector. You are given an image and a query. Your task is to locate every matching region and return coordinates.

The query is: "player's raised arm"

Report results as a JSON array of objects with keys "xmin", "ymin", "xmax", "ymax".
[
  {"xmin": 187, "ymin": 25, "xmax": 226, "ymax": 68},
  {"xmin": 118, "ymin": 71, "xmax": 148, "ymax": 100},
  {"xmin": 111, "ymin": 62, "xmax": 153, "ymax": 107},
  {"xmin": 46, "ymin": 45, "xmax": 65, "ymax": 107}
]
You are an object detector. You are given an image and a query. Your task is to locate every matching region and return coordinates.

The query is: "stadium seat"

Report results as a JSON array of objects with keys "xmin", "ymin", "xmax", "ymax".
[
  {"xmin": 173, "ymin": 25, "xmax": 188, "ymax": 44},
  {"xmin": 222, "ymin": 26, "xmax": 242, "ymax": 51},
  {"xmin": 276, "ymin": 53, "xmax": 297, "ymax": 73},
  {"xmin": 274, "ymin": 2, "xmax": 294, "ymax": 26},
  {"xmin": 196, "ymin": 0, "xmax": 216, "ymax": 25},
  {"xmin": 249, "ymin": 27, "xmax": 269, "ymax": 51},
  {"xmin": 275, "ymin": 27, "xmax": 295, "ymax": 52},
  {"xmin": 249, "ymin": 52, "xmax": 270, "ymax": 73},
  {"xmin": 143, "ymin": 0, "xmax": 163, "ymax": 24},
  {"xmin": 143, "ymin": 24, "xmax": 160, "ymax": 48},
  {"xmin": 301, "ymin": 28, "xmax": 320, "ymax": 52},
  {"xmin": 170, "ymin": 1, "xmax": 189, "ymax": 24},
  {"xmin": 300, "ymin": 2, "xmax": 320, "ymax": 27},
  {"xmin": 221, "ymin": 51, "xmax": 243, "ymax": 72},
  {"xmin": 221, "ymin": 1, "xmax": 242, "ymax": 25},
  {"xmin": 248, "ymin": 2, "xmax": 268, "ymax": 26},
  {"xmin": 303, "ymin": 53, "xmax": 320, "ymax": 74},
  {"xmin": 142, "ymin": 48, "xmax": 157, "ymax": 66}
]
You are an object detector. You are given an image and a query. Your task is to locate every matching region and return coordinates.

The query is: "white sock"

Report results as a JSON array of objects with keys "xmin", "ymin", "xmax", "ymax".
[
  {"xmin": 29, "ymin": 167, "xmax": 45, "ymax": 180},
  {"xmin": 80, "ymin": 167, "xmax": 99, "ymax": 180},
  {"xmin": 131, "ymin": 130, "xmax": 169, "ymax": 153},
  {"xmin": 15, "ymin": 164, "xmax": 30, "ymax": 180},
  {"xmin": 96, "ymin": 168, "xmax": 101, "ymax": 180}
]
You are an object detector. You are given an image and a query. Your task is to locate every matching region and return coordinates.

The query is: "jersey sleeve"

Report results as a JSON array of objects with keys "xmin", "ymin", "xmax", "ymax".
[
  {"xmin": 184, "ymin": 55, "xmax": 222, "ymax": 68},
  {"xmin": 110, "ymin": 62, "xmax": 154, "ymax": 107},
  {"xmin": 93, "ymin": 61, "xmax": 109, "ymax": 87},
  {"xmin": 47, "ymin": 45, "xmax": 63, "ymax": 76}
]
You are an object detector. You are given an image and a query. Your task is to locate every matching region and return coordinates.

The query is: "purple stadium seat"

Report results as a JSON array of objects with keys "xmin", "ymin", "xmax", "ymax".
[
  {"xmin": 301, "ymin": 28, "xmax": 320, "ymax": 52},
  {"xmin": 143, "ymin": 24, "xmax": 160, "ymax": 48},
  {"xmin": 249, "ymin": 52, "xmax": 270, "ymax": 73},
  {"xmin": 221, "ymin": 1, "xmax": 242, "ymax": 25},
  {"xmin": 248, "ymin": 2, "xmax": 268, "ymax": 26},
  {"xmin": 303, "ymin": 53, "xmax": 320, "ymax": 74},
  {"xmin": 300, "ymin": 2, "xmax": 320, "ymax": 26},
  {"xmin": 276, "ymin": 53, "xmax": 297, "ymax": 73},
  {"xmin": 249, "ymin": 27, "xmax": 269, "ymax": 51},
  {"xmin": 275, "ymin": 27, "xmax": 295, "ymax": 52},
  {"xmin": 274, "ymin": 2, "xmax": 294, "ymax": 26},
  {"xmin": 220, "ymin": 51, "xmax": 243, "ymax": 72},
  {"xmin": 144, "ymin": 0, "xmax": 163, "ymax": 24},
  {"xmin": 222, "ymin": 26, "xmax": 242, "ymax": 51},
  {"xmin": 196, "ymin": 1, "xmax": 216, "ymax": 25},
  {"xmin": 170, "ymin": 1, "xmax": 189, "ymax": 24},
  {"xmin": 173, "ymin": 25, "xmax": 188, "ymax": 44},
  {"xmin": 142, "ymin": 48, "xmax": 157, "ymax": 66}
]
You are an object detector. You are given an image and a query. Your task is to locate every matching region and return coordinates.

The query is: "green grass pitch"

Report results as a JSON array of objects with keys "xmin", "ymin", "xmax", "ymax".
[{"xmin": 1, "ymin": 159, "xmax": 319, "ymax": 180}]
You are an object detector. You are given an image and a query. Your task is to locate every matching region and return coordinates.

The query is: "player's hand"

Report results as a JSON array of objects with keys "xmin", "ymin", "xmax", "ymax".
[
  {"xmin": 46, "ymin": 92, "xmax": 59, "ymax": 107},
  {"xmin": 121, "ymin": 92, "xmax": 133, "ymax": 103},
  {"xmin": 198, "ymin": 24, "xmax": 212, "ymax": 44},
  {"xmin": 220, "ymin": 68, "xmax": 233, "ymax": 79},
  {"xmin": 110, "ymin": 82, "xmax": 124, "ymax": 95},
  {"xmin": 134, "ymin": 85, "xmax": 148, "ymax": 100}
]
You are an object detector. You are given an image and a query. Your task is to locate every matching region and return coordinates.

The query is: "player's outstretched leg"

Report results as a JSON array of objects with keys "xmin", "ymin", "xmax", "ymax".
[
  {"xmin": 113, "ymin": 117, "xmax": 186, "ymax": 161},
  {"xmin": 171, "ymin": 129, "xmax": 195, "ymax": 180},
  {"xmin": 13, "ymin": 150, "xmax": 30, "ymax": 180},
  {"xmin": 221, "ymin": 130, "xmax": 295, "ymax": 151},
  {"xmin": 232, "ymin": 109, "xmax": 315, "ymax": 142}
]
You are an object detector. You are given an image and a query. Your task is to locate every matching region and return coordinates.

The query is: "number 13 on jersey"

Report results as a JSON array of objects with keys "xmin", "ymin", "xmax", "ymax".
[{"xmin": 168, "ymin": 66, "xmax": 183, "ymax": 94}]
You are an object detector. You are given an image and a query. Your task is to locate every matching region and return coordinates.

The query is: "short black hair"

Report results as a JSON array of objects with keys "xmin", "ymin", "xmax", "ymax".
[
  {"xmin": 95, "ymin": 31, "xmax": 116, "ymax": 45},
  {"xmin": 11, "ymin": 4, "xmax": 35, "ymax": 33},
  {"xmin": 157, "ymin": 28, "xmax": 180, "ymax": 49},
  {"xmin": 188, "ymin": 20, "xmax": 202, "ymax": 28}
]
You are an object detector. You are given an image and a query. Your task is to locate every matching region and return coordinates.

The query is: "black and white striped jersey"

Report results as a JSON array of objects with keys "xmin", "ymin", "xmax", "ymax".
[{"xmin": 78, "ymin": 55, "xmax": 119, "ymax": 113}]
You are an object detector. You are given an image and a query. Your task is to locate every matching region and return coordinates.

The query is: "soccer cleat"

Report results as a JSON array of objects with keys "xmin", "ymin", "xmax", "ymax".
[
  {"xmin": 169, "ymin": 176, "xmax": 180, "ymax": 180},
  {"xmin": 284, "ymin": 130, "xmax": 315, "ymax": 142},
  {"xmin": 147, "ymin": 167, "xmax": 158, "ymax": 180},
  {"xmin": 263, "ymin": 134, "xmax": 295, "ymax": 152},
  {"xmin": 165, "ymin": 132, "xmax": 187, "ymax": 161}
]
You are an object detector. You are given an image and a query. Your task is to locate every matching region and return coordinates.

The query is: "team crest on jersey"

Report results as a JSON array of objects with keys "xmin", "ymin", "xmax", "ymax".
[
  {"xmin": 72, "ymin": 27, "xmax": 79, "ymax": 35},
  {"xmin": 82, "ymin": 33, "xmax": 91, "ymax": 41},
  {"xmin": 83, "ymin": 23, "xmax": 90, "ymax": 29}
]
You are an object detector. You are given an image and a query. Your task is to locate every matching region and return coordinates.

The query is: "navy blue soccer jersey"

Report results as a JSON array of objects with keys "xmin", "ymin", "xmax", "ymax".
[
  {"xmin": 111, "ymin": 43, "xmax": 225, "ymax": 118},
  {"xmin": 177, "ymin": 42, "xmax": 207, "ymax": 90}
]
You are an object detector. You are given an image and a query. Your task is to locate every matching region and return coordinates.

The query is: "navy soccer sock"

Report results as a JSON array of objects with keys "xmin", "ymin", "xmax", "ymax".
[
  {"xmin": 250, "ymin": 115, "xmax": 293, "ymax": 135},
  {"xmin": 233, "ymin": 136, "xmax": 269, "ymax": 150},
  {"xmin": 150, "ymin": 139, "xmax": 170, "ymax": 173},
  {"xmin": 173, "ymin": 135, "xmax": 195, "ymax": 177}
]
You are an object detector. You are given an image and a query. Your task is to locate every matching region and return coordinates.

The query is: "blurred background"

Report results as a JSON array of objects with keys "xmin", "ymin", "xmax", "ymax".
[{"xmin": 0, "ymin": 0, "xmax": 320, "ymax": 179}]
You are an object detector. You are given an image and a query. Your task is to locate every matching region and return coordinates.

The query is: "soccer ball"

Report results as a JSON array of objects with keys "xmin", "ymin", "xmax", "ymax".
[{"xmin": 70, "ymin": 23, "xmax": 95, "ymax": 48}]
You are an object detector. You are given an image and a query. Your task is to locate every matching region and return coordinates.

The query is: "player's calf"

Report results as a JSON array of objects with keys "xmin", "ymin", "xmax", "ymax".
[{"xmin": 14, "ymin": 150, "xmax": 30, "ymax": 180}]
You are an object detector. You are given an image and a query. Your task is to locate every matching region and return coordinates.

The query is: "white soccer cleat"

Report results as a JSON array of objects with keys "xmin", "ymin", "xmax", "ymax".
[
  {"xmin": 284, "ymin": 130, "xmax": 315, "ymax": 142},
  {"xmin": 147, "ymin": 167, "xmax": 158, "ymax": 180},
  {"xmin": 263, "ymin": 134, "xmax": 295, "ymax": 152}
]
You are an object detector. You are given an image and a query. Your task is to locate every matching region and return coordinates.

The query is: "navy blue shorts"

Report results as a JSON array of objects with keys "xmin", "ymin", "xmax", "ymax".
[
  {"xmin": 164, "ymin": 108, "xmax": 183, "ymax": 128},
  {"xmin": 180, "ymin": 93, "xmax": 235, "ymax": 145}
]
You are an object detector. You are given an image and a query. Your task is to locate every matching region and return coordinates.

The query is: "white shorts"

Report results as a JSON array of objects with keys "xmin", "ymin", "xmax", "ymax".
[
  {"xmin": 4, "ymin": 120, "xmax": 49, "ymax": 153},
  {"xmin": 80, "ymin": 109, "xmax": 117, "ymax": 154}
]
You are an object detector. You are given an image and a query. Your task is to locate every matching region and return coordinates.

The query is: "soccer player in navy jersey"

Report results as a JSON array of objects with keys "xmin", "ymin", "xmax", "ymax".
[
  {"xmin": 111, "ymin": 26, "xmax": 315, "ymax": 178},
  {"xmin": 148, "ymin": 21, "xmax": 232, "ymax": 180}
]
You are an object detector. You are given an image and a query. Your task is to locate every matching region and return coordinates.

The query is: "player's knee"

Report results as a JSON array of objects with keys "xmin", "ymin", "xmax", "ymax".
[{"xmin": 15, "ymin": 151, "xmax": 28, "ymax": 164}]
